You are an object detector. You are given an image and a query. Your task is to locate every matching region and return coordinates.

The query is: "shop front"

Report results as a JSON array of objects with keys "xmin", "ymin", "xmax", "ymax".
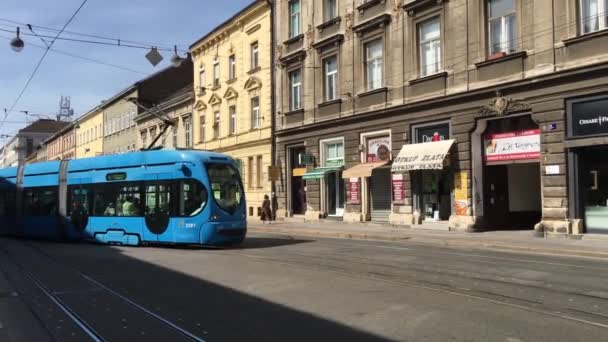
[
  {"xmin": 287, "ymin": 145, "xmax": 308, "ymax": 216},
  {"xmin": 342, "ymin": 131, "xmax": 392, "ymax": 222},
  {"xmin": 391, "ymin": 122, "xmax": 455, "ymax": 224},
  {"xmin": 567, "ymin": 95, "xmax": 608, "ymax": 234}
]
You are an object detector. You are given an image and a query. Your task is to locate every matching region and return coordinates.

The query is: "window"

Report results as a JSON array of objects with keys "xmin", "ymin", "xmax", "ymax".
[
  {"xmin": 487, "ymin": 0, "xmax": 516, "ymax": 55},
  {"xmin": 92, "ymin": 184, "xmax": 142, "ymax": 217},
  {"xmin": 323, "ymin": 56, "xmax": 338, "ymax": 101},
  {"xmin": 289, "ymin": 69, "xmax": 302, "ymax": 110},
  {"xmin": 207, "ymin": 163, "xmax": 243, "ymax": 214},
  {"xmin": 144, "ymin": 183, "xmax": 172, "ymax": 217},
  {"xmin": 289, "ymin": 0, "xmax": 301, "ymax": 38},
  {"xmin": 251, "ymin": 96, "xmax": 260, "ymax": 129},
  {"xmin": 581, "ymin": 0, "xmax": 608, "ymax": 34},
  {"xmin": 199, "ymin": 68, "xmax": 206, "ymax": 93},
  {"xmin": 365, "ymin": 39, "xmax": 383, "ymax": 90},
  {"xmin": 213, "ymin": 111, "xmax": 221, "ymax": 139},
  {"xmin": 23, "ymin": 187, "xmax": 57, "ymax": 216},
  {"xmin": 161, "ymin": 126, "xmax": 167, "ymax": 147},
  {"xmin": 256, "ymin": 155, "xmax": 263, "ymax": 188},
  {"xmin": 325, "ymin": 141, "xmax": 344, "ymax": 163},
  {"xmin": 184, "ymin": 116, "xmax": 192, "ymax": 148},
  {"xmin": 26, "ymin": 138, "xmax": 33, "ymax": 156},
  {"xmin": 229, "ymin": 106, "xmax": 237, "ymax": 135},
  {"xmin": 325, "ymin": 0, "xmax": 337, "ymax": 21},
  {"xmin": 173, "ymin": 123, "xmax": 179, "ymax": 148},
  {"xmin": 229, "ymin": 55, "xmax": 236, "ymax": 80},
  {"xmin": 247, "ymin": 156, "xmax": 254, "ymax": 188},
  {"xmin": 419, "ymin": 17, "xmax": 441, "ymax": 76},
  {"xmin": 141, "ymin": 130, "xmax": 147, "ymax": 148},
  {"xmin": 179, "ymin": 181, "xmax": 207, "ymax": 217},
  {"xmin": 213, "ymin": 59, "xmax": 220, "ymax": 87},
  {"xmin": 150, "ymin": 127, "xmax": 157, "ymax": 147},
  {"xmin": 251, "ymin": 42, "xmax": 259, "ymax": 70},
  {"xmin": 200, "ymin": 115, "xmax": 206, "ymax": 142}
]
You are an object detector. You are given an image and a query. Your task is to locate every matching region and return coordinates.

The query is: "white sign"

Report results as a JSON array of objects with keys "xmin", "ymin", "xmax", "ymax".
[
  {"xmin": 484, "ymin": 129, "xmax": 541, "ymax": 162},
  {"xmin": 367, "ymin": 136, "xmax": 391, "ymax": 162},
  {"xmin": 545, "ymin": 165, "xmax": 560, "ymax": 175}
]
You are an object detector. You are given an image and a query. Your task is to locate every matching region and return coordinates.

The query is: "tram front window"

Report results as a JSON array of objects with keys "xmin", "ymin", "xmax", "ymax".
[
  {"xmin": 180, "ymin": 181, "xmax": 207, "ymax": 217},
  {"xmin": 207, "ymin": 163, "xmax": 243, "ymax": 214}
]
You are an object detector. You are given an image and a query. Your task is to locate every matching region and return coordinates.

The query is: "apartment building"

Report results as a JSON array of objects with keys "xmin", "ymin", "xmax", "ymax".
[
  {"xmin": 190, "ymin": 0, "xmax": 273, "ymax": 218},
  {"xmin": 272, "ymin": 0, "xmax": 608, "ymax": 236}
]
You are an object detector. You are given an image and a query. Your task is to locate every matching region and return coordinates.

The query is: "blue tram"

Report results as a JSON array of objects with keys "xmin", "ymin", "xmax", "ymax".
[{"xmin": 0, "ymin": 150, "xmax": 246, "ymax": 246}]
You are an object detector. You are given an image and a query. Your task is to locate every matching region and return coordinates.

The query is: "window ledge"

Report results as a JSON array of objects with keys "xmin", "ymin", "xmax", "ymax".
[
  {"xmin": 408, "ymin": 71, "xmax": 448, "ymax": 85},
  {"xmin": 563, "ymin": 29, "xmax": 608, "ymax": 46},
  {"xmin": 317, "ymin": 16, "xmax": 342, "ymax": 31},
  {"xmin": 474, "ymin": 51, "xmax": 527, "ymax": 69},
  {"xmin": 247, "ymin": 66, "xmax": 261, "ymax": 75},
  {"xmin": 283, "ymin": 34, "xmax": 304, "ymax": 46},
  {"xmin": 284, "ymin": 108, "xmax": 304, "ymax": 116},
  {"xmin": 357, "ymin": 0, "xmax": 385, "ymax": 15},
  {"xmin": 211, "ymin": 84, "xmax": 221, "ymax": 91},
  {"xmin": 226, "ymin": 78, "xmax": 237, "ymax": 84},
  {"xmin": 318, "ymin": 99, "xmax": 342, "ymax": 108},
  {"xmin": 357, "ymin": 87, "xmax": 388, "ymax": 98}
]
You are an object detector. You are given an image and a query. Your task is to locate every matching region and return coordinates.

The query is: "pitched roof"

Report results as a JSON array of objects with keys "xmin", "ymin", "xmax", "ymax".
[{"xmin": 18, "ymin": 119, "xmax": 70, "ymax": 134}]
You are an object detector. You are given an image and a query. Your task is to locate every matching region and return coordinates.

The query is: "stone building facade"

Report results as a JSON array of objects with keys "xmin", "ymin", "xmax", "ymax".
[{"xmin": 272, "ymin": 0, "xmax": 608, "ymax": 236}]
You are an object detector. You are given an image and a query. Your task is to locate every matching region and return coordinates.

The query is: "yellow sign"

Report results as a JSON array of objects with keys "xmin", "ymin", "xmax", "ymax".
[
  {"xmin": 454, "ymin": 171, "xmax": 468, "ymax": 216},
  {"xmin": 268, "ymin": 166, "xmax": 281, "ymax": 181},
  {"xmin": 292, "ymin": 167, "xmax": 307, "ymax": 177}
]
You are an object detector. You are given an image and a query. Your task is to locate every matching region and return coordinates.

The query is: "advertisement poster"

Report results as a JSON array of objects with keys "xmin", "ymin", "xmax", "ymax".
[
  {"xmin": 484, "ymin": 129, "xmax": 540, "ymax": 162},
  {"xmin": 454, "ymin": 171, "xmax": 468, "ymax": 216},
  {"xmin": 367, "ymin": 136, "xmax": 391, "ymax": 162},
  {"xmin": 392, "ymin": 174, "xmax": 405, "ymax": 204},
  {"xmin": 347, "ymin": 178, "xmax": 360, "ymax": 205}
]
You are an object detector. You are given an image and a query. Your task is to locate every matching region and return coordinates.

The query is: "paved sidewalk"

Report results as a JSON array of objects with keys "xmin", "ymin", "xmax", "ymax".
[{"xmin": 248, "ymin": 220, "xmax": 608, "ymax": 259}]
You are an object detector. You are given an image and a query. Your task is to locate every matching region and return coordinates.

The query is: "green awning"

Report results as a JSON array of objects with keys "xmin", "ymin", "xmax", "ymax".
[{"xmin": 302, "ymin": 166, "xmax": 342, "ymax": 180}]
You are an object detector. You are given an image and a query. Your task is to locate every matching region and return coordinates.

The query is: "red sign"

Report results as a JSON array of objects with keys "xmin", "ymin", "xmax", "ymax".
[
  {"xmin": 484, "ymin": 129, "xmax": 541, "ymax": 162},
  {"xmin": 347, "ymin": 178, "xmax": 360, "ymax": 205},
  {"xmin": 367, "ymin": 136, "xmax": 391, "ymax": 163},
  {"xmin": 392, "ymin": 174, "xmax": 405, "ymax": 205}
]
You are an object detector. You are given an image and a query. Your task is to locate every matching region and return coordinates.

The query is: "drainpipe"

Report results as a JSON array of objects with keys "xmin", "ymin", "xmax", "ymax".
[{"xmin": 266, "ymin": 0, "xmax": 278, "ymax": 219}]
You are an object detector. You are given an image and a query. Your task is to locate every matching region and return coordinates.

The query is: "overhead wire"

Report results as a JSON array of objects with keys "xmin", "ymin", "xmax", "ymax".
[{"xmin": 0, "ymin": 0, "xmax": 89, "ymax": 133}]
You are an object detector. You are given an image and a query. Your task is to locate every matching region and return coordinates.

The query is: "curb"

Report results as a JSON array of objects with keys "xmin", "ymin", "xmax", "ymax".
[{"xmin": 248, "ymin": 226, "xmax": 608, "ymax": 259}]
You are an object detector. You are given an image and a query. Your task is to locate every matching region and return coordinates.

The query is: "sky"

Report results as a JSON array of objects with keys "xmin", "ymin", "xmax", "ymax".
[{"xmin": 0, "ymin": 0, "xmax": 253, "ymax": 140}]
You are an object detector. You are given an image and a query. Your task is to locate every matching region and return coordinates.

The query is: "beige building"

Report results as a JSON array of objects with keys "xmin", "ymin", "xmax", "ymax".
[
  {"xmin": 102, "ymin": 86, "xmax": 138, "ymax": 155},
  {"xmin": 190, "ymin": 0, "xmax": 272, "ymax": 218},
  {"xmin": 272, "ymin": 0, "xmax": 608, "ymax": 237},
  {"xmin": 75, "ymin": 106, "xmax": 104, "ymax": 158}
]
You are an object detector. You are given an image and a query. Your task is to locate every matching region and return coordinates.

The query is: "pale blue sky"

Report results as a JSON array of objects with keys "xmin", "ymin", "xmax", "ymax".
[{"xmin": 0, "ymin": 0, "xmax": 253, "ymax": 138}]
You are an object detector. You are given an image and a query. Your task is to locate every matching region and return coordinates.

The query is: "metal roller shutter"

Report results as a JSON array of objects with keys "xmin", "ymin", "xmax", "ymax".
[{"xmin": 370, "ymin": 168, "xmax": 391, "ymax": 222}]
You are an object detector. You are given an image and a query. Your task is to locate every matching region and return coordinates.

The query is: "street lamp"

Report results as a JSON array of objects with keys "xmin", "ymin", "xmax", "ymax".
[
  {"xmin": 10, "ymin": 27, "xmax": 24, "ymax": 52},
  {"xmin": 170, "ymin": 45, "xmax": 184, "ymax": 67}
]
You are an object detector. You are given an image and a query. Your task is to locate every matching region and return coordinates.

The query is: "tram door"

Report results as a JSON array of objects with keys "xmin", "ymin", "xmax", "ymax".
[{"xmin": 143, "ymin": 178, "xmax": 173, "ymax": 243}]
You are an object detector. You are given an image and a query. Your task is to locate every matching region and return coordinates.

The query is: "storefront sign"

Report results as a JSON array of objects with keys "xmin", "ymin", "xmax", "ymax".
[
  {"xmin": 325, "ymin": 159, "xmax": 344, "ymax": 168},
  {"xmin": 367, "ymin": 136, "xmax": 391, "ymax": 162},
  {"xmin": 484, "ymin": 129, "xmax": 541, "ymax": 162},
  {"xmin": 570, "ymin": 98, "xmax": 608, "ymax": 137},
  {"xmin": 454, "ymin": 171, "xmax": 468, "ymax": 216},
  {"xmin": 545, "ymin": 165, "xmax": 560, "ymax": 175},
  {"xmin": 392, "ymin": 174, "xmax": 405, "ymax": 205},
  {"xmin": 292, "ymin": 167, "xmax": 307, "ymax": 177},
  {"xmin": 415, "ymin": 124, "xmax": 450, "ymax": 143},
  {"xmin": 347, "ymin": 177, "xmax": 360, "ymax": 205},
  {"xmin": 268, "ymin": 166, "xmax": 281, "ymax": 181},
  {"xmin": 299, "ymin": 153, "xmax": 315, "ymax": 165}
]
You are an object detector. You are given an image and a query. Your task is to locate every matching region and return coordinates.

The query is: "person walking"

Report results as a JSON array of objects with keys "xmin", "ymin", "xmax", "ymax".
[{"xmin": 261, "ymin": 194, "xmax": 272, "ymax": 224}]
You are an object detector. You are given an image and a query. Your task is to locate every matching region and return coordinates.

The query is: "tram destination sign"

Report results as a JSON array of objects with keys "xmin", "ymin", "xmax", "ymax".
[{"xmin": 570, "ymin": 97, "xmax": 608, "ymax": 137}]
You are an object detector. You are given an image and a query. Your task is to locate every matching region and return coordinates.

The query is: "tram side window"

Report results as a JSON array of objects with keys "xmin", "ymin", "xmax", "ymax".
[
  {"xmin": 179, "ymin": 181, "xmax": 207, "ymax": 216},
  {"xmin": 145, "ymin": 183, "xmax": 172, "ymax": 216},
  {"xmin": 24, "ymin": 188, "xmax": 58, "ymax": 216},
  {"xmin": 5, "ymin": 190, "xmax": 16, "ymax": 216},
  {"xmin": 68, "ymin": 187, "xmax": 91, "ymax": 216},
  {"xmin": 93, "ymin": 184, "xmax": 142, "ymax": 217}
]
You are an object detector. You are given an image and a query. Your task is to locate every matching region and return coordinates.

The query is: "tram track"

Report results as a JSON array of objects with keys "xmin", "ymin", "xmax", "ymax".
[
  {"xmin": 227, "ymin": 241, "xmax": 608, "ymax": 330},
  {"xmin": 0, "ymin": 238, "xmax": 206, "ymax": 342}
]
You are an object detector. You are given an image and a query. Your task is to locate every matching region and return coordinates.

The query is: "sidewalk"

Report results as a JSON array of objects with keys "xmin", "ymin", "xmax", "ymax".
[{"xmin": 248, "ymin": 219, "xmax": 608, "ymax": 259}]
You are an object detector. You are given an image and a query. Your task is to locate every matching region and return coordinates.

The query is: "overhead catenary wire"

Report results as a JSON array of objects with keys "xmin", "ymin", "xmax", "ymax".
[{"xmin": 0, "ymin": 0, "xmax": 90, "ymax": 133}]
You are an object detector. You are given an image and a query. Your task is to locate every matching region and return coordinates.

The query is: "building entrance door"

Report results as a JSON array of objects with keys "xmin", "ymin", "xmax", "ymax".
[
  {"xmin": 483, "ymin": 165, "xmax": 509, "ymax": 227},
  {"xmin": 326, "ymin": 171, "xmax": 345, "ymax": 217},
  {"xmin": 370, "ymin": 168, "xmax": 391, "ymax": 222},
  {"xmin": 579, "ymin": 147, "xmax": 608, "ymax": 233}
]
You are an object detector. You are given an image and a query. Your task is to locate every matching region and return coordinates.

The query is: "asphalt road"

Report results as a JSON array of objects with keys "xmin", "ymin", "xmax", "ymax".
[{"xmin": 1, "ymin": 233, "xmax": 608, "ymax": 342}]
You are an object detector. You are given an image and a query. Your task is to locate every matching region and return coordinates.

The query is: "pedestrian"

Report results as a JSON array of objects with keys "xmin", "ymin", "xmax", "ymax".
[{"xmin": 261, "ymin": 194, "xmax": 272, "ymax": 224}]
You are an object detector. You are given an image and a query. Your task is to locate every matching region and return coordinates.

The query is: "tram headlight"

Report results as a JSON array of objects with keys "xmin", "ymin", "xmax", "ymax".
[{"xmin": 210, "ymin": 214, "xmax": 219, "ymax": 221}]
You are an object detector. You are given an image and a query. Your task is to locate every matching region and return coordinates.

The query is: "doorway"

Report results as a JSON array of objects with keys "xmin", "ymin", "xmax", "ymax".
[
  {"xmin": 326, "ymin": 171, "xmax": 345, "ymax": 217},
  {"xmin": 578, "ymin": 147, "xmax": 608, "ymax": 233},
  {"xmin": 370, "ymin": 168, "xmax": 392, "ymax": 222},
  {"xmin": 288, "ymin": 146, "xmax": 307, "ymax": 216}
]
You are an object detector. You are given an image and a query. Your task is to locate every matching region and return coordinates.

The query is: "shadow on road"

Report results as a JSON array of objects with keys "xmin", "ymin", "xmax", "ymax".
[
  {"xmin": 0, "ymin": 237, "xmax": 390, "ymax": 341},
  {"xmin": 234, "ymin": 236, "xmax": 314, "ymax": 249}
]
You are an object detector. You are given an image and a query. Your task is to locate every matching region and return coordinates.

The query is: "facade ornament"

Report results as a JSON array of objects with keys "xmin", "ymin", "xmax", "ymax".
[
  {"xmin": 393, "ymin": 0, "xmax": 402, "ymax": 16},
  {"xmin": 306, "ymin": 24, "xmax": 315, "ymax": 49},
  {"xmin": 345, "ymin": 11, "xmax": 355, "ymax": 33},
  {"xmin": 479, "ymin": 91, "xmax": 530, "ymax": 117}
]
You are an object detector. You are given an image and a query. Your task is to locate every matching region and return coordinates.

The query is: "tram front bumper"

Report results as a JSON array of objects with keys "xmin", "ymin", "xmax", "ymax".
[{"xmin": 201, "ymin": 221, "xmax": 247, "ymax": 244}]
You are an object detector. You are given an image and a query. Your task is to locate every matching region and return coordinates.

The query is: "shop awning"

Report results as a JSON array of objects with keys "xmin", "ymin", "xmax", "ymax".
[
  {"xmin": 342, "ymin": 161, "xmax": 389, "ymax": 178},
  {"xmin": 302, "ymin": 166, "xmax": 342, "ymax": 180},
  {"xmin": 391, "ymin": 139, "xmax": 455, "ymax": 172}
]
